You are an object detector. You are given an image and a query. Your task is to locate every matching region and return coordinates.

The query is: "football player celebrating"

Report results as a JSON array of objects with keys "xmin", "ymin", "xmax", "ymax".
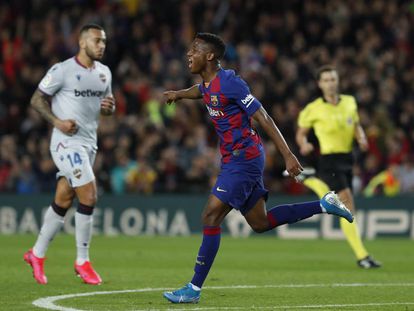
[{"xmin": 162, "ymin": 33, "xmax": 353, "ymax": 304}]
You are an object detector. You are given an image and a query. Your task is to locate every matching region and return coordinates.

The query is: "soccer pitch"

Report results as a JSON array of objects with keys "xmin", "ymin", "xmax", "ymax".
[{"xmin": 1, "ymin": 234, "xmax": 413, "ymax": 311}]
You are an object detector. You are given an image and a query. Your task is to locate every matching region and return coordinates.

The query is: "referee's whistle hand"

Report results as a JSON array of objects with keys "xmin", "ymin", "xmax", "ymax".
[{"xmin": 299, "ymin": 143, "xmax": 314, "ymax": 156}]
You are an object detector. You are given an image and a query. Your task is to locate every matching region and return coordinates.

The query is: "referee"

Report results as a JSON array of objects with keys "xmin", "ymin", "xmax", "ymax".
[{"xmin": 296, "ymin": 65, "xmax": 381, "ymax": 269}]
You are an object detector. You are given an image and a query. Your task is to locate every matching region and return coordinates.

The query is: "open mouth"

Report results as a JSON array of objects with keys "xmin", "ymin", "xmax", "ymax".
[{"xmin": 188, "ymin": 58, "xmax": 193, "ymax": 69}]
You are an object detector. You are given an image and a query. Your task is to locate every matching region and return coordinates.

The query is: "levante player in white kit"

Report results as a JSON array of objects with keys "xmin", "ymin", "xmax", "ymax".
[{"xmin": 24, "ymin": 24, "xmax": 115, "ymax": 285}]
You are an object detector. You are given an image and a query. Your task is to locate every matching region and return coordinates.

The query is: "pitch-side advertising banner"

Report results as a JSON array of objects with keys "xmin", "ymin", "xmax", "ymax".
[{"xmin": 0, "ymin": 195, "xmax": 413, "ymax": 239}]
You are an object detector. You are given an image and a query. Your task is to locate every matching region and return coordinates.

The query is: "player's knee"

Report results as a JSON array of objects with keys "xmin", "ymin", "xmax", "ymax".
[
  {"xmin": 249, "ymin": 220, "xmax": 270, "ymax": 233},
  {"xmin": 76, "ymin": 185, "xmax": 98, "ymax": 206},
  {"xmin": 51, "ymin": 201, "xmax": 70, "ymax": 216},
  {"xmin": 80, "ymin": 193, "xmax": 97, "ymax": 206},
  {"xmin": 201, "ymin": 210, "xmax": 221, "ymax": 226},
  {"xmin": 55, "ymin": 193, "xmax": 75, "ymax": 209},
  {"xmin": 250, "ymin": 221, "xmax": 269, "ymax": 233}
]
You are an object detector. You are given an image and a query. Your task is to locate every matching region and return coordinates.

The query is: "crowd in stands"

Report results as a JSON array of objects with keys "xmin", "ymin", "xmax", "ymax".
[{"xmin": 1, "ymin": 0, "xmax": 414, "ymax": 196}]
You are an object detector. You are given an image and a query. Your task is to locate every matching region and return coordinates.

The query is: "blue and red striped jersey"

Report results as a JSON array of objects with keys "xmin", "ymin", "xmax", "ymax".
[{"xmin": 198, "ymin": 68, "xmax": 263, "ymax": 164}]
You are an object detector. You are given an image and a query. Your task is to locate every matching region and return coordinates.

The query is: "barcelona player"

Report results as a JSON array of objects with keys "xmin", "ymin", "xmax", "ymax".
[
  {"xmin": 162, "ymin": 33, "xmax": 354, "ymax": 304},
  {"xmin": 296, "ymin": 65, "xmax": 381, "ymax": 269}
]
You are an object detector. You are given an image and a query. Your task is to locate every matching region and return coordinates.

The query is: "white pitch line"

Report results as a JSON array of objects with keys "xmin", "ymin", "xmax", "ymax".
[
  {"xmin": 162, "ymin": 302, "xmax": 414, "ymax": 311},
  {"xmin": 32, "ymin": 283, "xmax": 414, "ymax": 311}
]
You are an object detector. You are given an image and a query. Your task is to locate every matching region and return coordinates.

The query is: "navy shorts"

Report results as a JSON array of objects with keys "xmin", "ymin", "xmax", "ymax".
[{"xmin": 212, "ymin": 152, "xmax": 269, "ymax": 215}]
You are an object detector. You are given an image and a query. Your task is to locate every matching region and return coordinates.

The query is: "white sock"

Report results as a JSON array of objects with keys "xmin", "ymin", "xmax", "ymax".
[
  {"xmin": 190, "ymin": 283, "xmax": 201, "ymax": 291},
  {"xmin": 33, "ymin": 206, "xmax": 65, "ymax": 258},
  {"xmin": 75, "ymin": 212, "xmax": 93, "ymax": 265}
]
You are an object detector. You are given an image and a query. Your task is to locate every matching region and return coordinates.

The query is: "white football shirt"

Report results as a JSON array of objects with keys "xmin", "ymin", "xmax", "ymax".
[{"xmin": 38, "ymin": 56, "xmax": 112, "ymax": 149}]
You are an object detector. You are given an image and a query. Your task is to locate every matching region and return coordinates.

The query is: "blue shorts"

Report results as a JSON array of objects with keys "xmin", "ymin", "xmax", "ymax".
[{"xmin": 212, "ymin": 152, "xmax": 269, "ymax": 215}]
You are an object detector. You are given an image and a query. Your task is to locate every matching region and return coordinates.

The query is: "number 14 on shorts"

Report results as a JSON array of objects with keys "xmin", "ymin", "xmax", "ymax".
[{"xmin": 67, "ymin": 152, "xmax": 82, "ymax": 167}]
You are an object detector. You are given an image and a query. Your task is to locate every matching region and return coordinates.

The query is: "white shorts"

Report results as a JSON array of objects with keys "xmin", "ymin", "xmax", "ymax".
[{"xmin": 50, "ymin": 143, "xmax": 97, "ymax": 188}]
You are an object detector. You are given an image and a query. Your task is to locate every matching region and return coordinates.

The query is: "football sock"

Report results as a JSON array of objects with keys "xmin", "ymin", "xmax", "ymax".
[
  {"xmin": 189, "ymin": 283, "xmax": 201, "ymax": 291},
  {"xmin": 33, "ymin": 202, "xmax": 67, "ymax": 258},
  {"xmin": 303, "ymin": 177, "xmax": 330, "ymax": 198},
  {"xmin": 267, "ymin": 200, "xmax": 322, "ymax": 229},
  {"xmin": 191, "ymin": 226, "xmax": 221, "ymax": 288},
  {"xmin": 75, "ymin": 203, "xmax": 94, "ymax": 265},
  {"xmin": 340, "ymin": 218, "xmax": 369, "ymax": 260},
  {"xmin": 303, "ymin": 177, "xmax": 369, "ymax": 259}
]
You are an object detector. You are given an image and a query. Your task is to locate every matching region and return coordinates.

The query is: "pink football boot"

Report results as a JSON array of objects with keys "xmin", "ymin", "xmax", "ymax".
[
  {"xmin": 74, "ymin": 261, "xmax": 102, "ymax": 285},
  {"xmin": 24, "ymin": 249, "xmax": 47, "ymax": 284}
]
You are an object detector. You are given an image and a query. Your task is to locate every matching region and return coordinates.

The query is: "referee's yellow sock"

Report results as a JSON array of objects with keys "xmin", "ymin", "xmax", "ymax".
[
  {"xmin": 303, "ymin": 177, "xmax": 369, "ymax": 260},
  {"xmin": 340, "ymin": 218, "xmax": 368, "ymax": 260},
  {"xmin": 303, "ymin": 177, "xmax": 330, "ymax": 198}
]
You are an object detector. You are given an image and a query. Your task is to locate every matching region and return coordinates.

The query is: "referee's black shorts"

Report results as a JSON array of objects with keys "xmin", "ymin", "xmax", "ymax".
[{"xmin": 318, "ymin": 153, "xmax": 353, "ymax": 193}]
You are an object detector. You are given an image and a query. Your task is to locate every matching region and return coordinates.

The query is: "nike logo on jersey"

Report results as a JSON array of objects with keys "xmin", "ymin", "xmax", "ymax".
[{"xmin": 216, "ymin": 186, "xmax": 227, "ymax": 192}]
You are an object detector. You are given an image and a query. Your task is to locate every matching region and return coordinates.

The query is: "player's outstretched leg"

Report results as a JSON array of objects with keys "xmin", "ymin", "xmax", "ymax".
[
  {"xmin": 246, "ymin": 191, "xmax": 353, "ymax": 233},
  {"xmin": 320, "ymin": 191, "xmax": 354, "ymax": 223}
]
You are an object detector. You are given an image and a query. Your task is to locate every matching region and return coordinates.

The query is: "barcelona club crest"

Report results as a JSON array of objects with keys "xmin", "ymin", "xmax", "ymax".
[
  {"xmin": 211, "ymin": 95, "xmax": 218, "ymax": 106},
  {"xmin": 99, "ymin": 73, "xmax": 106, "ymax": 83}
]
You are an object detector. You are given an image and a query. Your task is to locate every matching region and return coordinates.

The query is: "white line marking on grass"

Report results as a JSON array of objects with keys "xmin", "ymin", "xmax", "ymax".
[
  {"xmin": 164, "ymin": 303, "xmax": 414, "ymax": 311},
  {"xmin": 33, "ymin": 288, "xmax": 167, "ymax": 311},
  {"xmin": 32, "ymin": 283, "xmax": 414, "ymax": 311}
]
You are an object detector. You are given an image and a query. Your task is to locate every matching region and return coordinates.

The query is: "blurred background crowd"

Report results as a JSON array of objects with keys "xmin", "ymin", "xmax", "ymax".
[{"xmin": 1, "ymin": 0, "xmax": 414, "ymax": 196}]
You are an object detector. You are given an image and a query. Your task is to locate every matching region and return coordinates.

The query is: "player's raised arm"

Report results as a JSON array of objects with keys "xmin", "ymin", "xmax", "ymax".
[
  {"xmin": 252, "ymin": 106, "xmax": 303, "ymax": 177},
  {"xmin": 163, "ymin": 84, "xmax": 202, "ymax": 104},
  {"xmin": 30, "ymin": 89, "xmax": 78, "ymax": 136}
]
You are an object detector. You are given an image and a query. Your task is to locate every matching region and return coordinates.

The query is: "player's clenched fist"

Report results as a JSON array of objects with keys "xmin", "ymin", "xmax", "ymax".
[
  {"xmin": 100, "ymin": 95, "xmax": 115, "ymax": 115},
  {"xmin": 54, "ymin": 119, "xmax": 78, "ymax": 136},
  {"xmin": 284, "ymin": 153, "xmax": 304, "ymax": 178}
]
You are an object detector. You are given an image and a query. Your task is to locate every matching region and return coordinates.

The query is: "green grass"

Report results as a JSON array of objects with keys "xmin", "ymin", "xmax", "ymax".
[{"xmin": 1, "ymin": 234, "xmax": 414, "ymax": 310}]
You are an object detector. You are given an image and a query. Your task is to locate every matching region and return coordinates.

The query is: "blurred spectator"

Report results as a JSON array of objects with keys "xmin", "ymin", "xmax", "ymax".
[
  {"xmin": 363, "ymin": 164, "xmax": 401, "ymax": 197},
  {"xmin": 1, "ymin": 0, "xmax": 414, "ymax": 194},
  {"xmin": 398, "ymin": 155, "xmax": 414, "ymax": 194},
  {"xmin": 15, "ymin": 154, "xmax": 39, "ymax": 194},
  {"xmin": 110, "ymin": 149, "xmax": 135, "ymax": 194}
]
